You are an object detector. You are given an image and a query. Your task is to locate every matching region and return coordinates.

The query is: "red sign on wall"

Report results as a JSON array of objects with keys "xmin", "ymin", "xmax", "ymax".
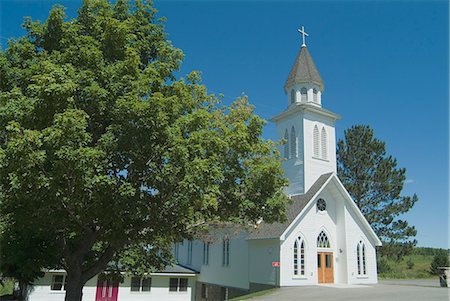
[{"xmin": 272, "ymin": 261, "xmax": 280, "ymax": 267}]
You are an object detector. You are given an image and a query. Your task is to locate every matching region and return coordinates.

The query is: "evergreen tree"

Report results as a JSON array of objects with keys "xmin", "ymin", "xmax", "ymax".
[
  {"xmin": 0, "ymin": 1, "xmax": 287, "ymax": 300},
  {"xmin": 337, "ymin": 125, "xmax": 418, "ymax": 259}
]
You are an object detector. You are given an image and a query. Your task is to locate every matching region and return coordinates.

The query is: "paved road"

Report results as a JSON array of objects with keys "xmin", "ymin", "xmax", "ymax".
[{"xmin": 248, "ymin": 280, "xmax": 449, "ymax": 301}]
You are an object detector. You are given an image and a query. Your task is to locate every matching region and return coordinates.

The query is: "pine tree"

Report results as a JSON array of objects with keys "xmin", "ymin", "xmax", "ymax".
[{"xmin": 337, "ymin": 125, "xmax": 418, "ymax": 260}]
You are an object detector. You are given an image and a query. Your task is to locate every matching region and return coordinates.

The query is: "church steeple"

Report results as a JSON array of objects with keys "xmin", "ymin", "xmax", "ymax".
[
  {"xmin": 284, "ymin": 27, "xmax": 324, "ymax": 106},
  {"xmin": 272, "ymin": 27, "xmax": 340, "ymax": 196},
  {"xmin": 284, "ymin": 46, "xmax": 324, "ymax": 93}
]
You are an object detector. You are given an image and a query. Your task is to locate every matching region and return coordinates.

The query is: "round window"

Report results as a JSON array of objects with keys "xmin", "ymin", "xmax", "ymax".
[{"xmin": 317, "ymin": 198, "xmax": 326, "ymax": 211}]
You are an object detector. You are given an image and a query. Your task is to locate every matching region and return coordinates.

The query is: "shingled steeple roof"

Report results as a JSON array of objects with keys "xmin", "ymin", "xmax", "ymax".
[{"xmin": 284, "ymin": 46, "xmax": 324, "ymax": 93}]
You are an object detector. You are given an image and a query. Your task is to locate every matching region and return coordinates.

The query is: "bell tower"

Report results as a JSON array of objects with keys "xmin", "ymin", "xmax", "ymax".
[{"xmin": 272, "ymin": 27, "xmax": 340, "ymax": 196}]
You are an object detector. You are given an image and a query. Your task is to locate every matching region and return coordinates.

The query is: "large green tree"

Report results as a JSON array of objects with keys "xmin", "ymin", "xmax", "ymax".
[
  {"xmin": 0, "ymin": 1, "xmax": 287, "ymax": 300},
  {"xmin": 337, "ymin": 125, "xmax": 418, "ymax": 259}
]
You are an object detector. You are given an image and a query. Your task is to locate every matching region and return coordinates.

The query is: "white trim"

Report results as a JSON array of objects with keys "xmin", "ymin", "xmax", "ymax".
[
  {"xmin": 280, "ymin": 174, "xmax": 382, "ymax": 246},
  {"xmin": 280, "ymin": 174, "xmax": 334, "ymax": 241},
  {"xmin": 330, "ymin": 176, "xmax": 382, "ymax": 246}
]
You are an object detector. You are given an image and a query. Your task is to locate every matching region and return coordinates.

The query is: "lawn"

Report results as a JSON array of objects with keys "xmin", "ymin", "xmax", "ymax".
[{"xmin": 378, "ymin": 254, "xmax": 435, "ymax": 279}]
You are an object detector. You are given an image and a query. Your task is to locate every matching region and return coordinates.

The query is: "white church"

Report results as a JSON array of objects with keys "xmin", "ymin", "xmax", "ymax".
[{"xmin": 28, "ymin": 28, "xmax": 381, "ymax": 301}]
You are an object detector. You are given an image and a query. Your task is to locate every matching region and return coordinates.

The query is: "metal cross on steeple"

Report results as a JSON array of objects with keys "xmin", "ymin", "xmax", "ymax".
[{"xmin": 298, "ymin": 26, "xmax": 309, "ymax": 47}]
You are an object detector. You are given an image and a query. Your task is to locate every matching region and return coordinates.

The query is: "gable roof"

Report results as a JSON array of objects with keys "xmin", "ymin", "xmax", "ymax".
[
  {"xmin": 248, "ymin": 173, "xmax": 333, "ymax": 240},
  {"xmin": 248, "ymin": 173, "xmax": 382, "ymax": 246},
  {"xmin": 284, "ymin": 46, "xmax": 324, "ymax": 93}
]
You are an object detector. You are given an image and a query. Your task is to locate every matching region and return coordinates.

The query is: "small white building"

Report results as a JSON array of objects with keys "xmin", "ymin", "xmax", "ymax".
[{"xmin": 28, "ymin": 265, "xmax": 197, "ymax": 301}]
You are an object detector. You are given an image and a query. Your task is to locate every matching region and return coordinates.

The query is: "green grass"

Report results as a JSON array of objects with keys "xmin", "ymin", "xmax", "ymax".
[
  {"xmin": 228, "ymin": 288, "xmax": 278, "ymax": 301},
  {"xmin": 379, "ymin": 254, "xmax": 435, "ymax": 279}
]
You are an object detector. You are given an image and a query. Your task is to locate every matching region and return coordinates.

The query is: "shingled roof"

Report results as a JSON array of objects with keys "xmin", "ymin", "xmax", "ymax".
[
  {"xmin": 284, "ymin": 46, "xmax": 324, "ymax": 93},
  {"xmin": 248, "ymin": 173, "xmax": 333, "ymax": 240}
]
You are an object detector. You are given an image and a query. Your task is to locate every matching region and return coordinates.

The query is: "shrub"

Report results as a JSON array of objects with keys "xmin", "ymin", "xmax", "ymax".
[
  {"xmin": 406, "ymin": 258, "xmax": 414, "ymax": 269},
  {"xmin": 377, "ymin": 257, "xmax": 392, "ymax": 273},
  {"xmin": 430, "ymin": 252, "xmax": 450, "ymax": 275}
]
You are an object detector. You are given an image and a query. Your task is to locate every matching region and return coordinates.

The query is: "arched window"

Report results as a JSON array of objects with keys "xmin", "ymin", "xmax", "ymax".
[
  {"xmin": 321, "ymin": 127, "xmax": 327, "ymax": 159},
  {"xmin": 294, "ymin": 236, "xmax": 305, "ymax": 276},
  {"xmin": 290, "ymin": 126, "xmax": 297, "ymax": 158},
  {"xmin": 357, "ymin": 241, "xmax": 367, "ymax": 275},
  {"xmin": 290, "ymin": 89, "xmax": 296, "ymax": 104},
  {"xmin": 284, "ymin": 129, "xmax": 289, "ymax": 159},
  {"xmin": 313, "ymin": 88, "xmax": 318, "ymax": 103},
  {"xmin": 317, "ymin": 231, "xmax": 330, "ymax": 248},
  {"xmin": 313, "ymin": 125, "xmax": 319, "ymax": 158},
  {"xmin": 300, "ymin": 87, "xmax": 307, "ymax": 102}
]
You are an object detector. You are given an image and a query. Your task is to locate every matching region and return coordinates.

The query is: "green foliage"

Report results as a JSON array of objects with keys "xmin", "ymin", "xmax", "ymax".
[
  {"xmin": 430, "ymin": 252, "xmax": 450, "ymax": 275},
  {"xmin": 337, "ymin": 125, "xmax": 418, "ymax": 260},
  {"xmin": 414, "ymin": 247, "xmax": 450, "ymax": 257},
  {"xmin": 0, "ymin": 0, "xmax": 287, "ymax": 299},
  {"xmin": 406, "ymin": 258, "xmax": 414, "ymax": 269},
  {"xmin": 377, "ymin": 249, "xmax": 445, "ymax": 279},
  {"xmin": 0, "ymin": 278, "xmax": 14, "ymax": 296},
  {"xmin": 377, "ymin": 257, "xmax": 392, "ymax": 274}
]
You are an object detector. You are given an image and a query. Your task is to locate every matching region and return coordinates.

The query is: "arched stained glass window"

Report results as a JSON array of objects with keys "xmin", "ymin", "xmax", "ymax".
[
  {"xmin": 317, "ymin": 231, "xmax": 330, "ymax": 248},
  {"xmin": 301, "ymin": 87, "xmax": 307, "ymax": 102},
  {"xmin": 294, "ymin": 237, "xmax": 305, "ymax": 276},
  {"xmin": 357, "ymin": 241, "xmax": 367, "ymax": 275},
  {"xmin": 284, "ymin": 129, "xmax": 289, "ymax": 159},
  {"xmin": 290, "ymin": 126, "xmax": 297, "ymax": 158},
  {"xmin": 321, "ymin": 127, "xmax": 327, "ymax": 160},
  {"xmin": 313, "ymin": 125, "xmax": 319, "ymax": 158}
]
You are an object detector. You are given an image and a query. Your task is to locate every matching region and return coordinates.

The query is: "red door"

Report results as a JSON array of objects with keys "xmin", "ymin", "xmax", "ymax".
[{"xmin": 95, "ymin": 279, "xmax": 119, "ymax": 301}]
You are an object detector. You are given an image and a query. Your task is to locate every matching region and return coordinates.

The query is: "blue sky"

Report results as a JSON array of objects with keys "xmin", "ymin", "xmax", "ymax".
[{"xmin": 1, "ymin": 0, "xmax": 448, "ymax": 249}]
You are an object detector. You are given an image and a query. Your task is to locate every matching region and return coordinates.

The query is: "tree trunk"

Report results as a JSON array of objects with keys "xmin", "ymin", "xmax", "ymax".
[
  {"xmin": 64, "ymin": 273, "xmax": 85, "ymax": 301},
  {"xmin": 16, "ymin": 280, "xmax": 28, "ymax": 301}
]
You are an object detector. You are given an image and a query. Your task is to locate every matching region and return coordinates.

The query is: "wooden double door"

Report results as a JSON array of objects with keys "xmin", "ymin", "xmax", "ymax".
[{"xmin": 317, "ymin": 252, "xmax": 334, "ymax": 284}]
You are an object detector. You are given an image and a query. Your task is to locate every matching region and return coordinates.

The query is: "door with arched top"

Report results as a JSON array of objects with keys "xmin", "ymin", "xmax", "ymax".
[{"xmin": 317, "ymin": 230, "xmax": 334, "ymax": 284}]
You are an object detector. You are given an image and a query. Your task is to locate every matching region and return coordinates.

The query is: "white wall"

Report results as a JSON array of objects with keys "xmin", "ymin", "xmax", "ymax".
[
  {"xmin": 275, "ymin": 111, "xmax": 305, "ymax": 196},
  {"xmin": 302, "ymin": 110, "xmax": 337, "ymax": 192},
  {"xmin": 279, "ymin": 179, "xmax": 378, "ymax": 286},
  {"xmin": 29, "ymin": 273, "xmax": 97, "ymax": 301},
  {"xmin": 175, "ymin": 229, "xmax": 250, "ymax": 290},
  {"xmin": 248, "ymin": 239, "xmax": 280, "ymax": 286},
  {"xmin": 118, "ymin": 275, "xmax": 195, "ymax": 301},
  {"xmin": 29, "ymin": 273, "xmax": 196, "ymax": 301},
  {"xmin": 280, "ymin": 188, "xmax": 338, "ymax": 286},
  {"xmin": 343, "ymin": 203, "xmax": 378, "ymax": 284}
]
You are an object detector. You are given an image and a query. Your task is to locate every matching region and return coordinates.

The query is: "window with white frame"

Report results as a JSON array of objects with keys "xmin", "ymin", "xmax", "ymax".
[
  {"xmin": 357, "ymin": 241, "xmax": 367, "ymax": 275},
  {"xmin": 317, "ymin": 231, "xmax": 330, "ymax": 248},
  {"xmin": 169, "ymin": 278, "xmax": 188, "ymax": 292},
  {"xmin": 321, "ymin": 127, "xmax": 327, "ymax": 160},
  {"xmin": 131, "ymin": 277, "xmax": 151, "ymax": 292},
  {"xmin": 222, "ymin": 238, "xmax": 230, "ymax": 266},
  {"xmin": 51, "ymin": 274, "xmax": 67, "ymax": 291},
  {"xmin": 284, "ymin": 129, "xmax": 289, "ymax": 159},
  {"xmin": 187, "ymin": 240, "xmax": 193, "ymax": 265},
  {"xmin": 290, "ymin": 126, "xmax": 297, "ymax": 158},
  {"xmin": 313, "ymin": 125, "xmax": 319, "ymax": 157},
  {"xmin": 313, "ymin": 88, "xmax": 318, "ymax": 102},
  {"xmin": 203, "ymin": 242, "xmax": 210, "ymax": 265},
  {"xmin": 290, "ymin": 89, "xmax": 296, "ymax": 104},
  {"xmin": 301, "ymin": 87, "xmax": 307, "ymax": 102},
  {"xmin": 293, "ymin": 236, "xmax": 306, "ymax": 276}
]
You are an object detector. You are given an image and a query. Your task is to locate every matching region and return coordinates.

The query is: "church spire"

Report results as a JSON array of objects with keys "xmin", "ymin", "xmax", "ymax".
[{"xmin": 284, "ymin": 27, "xmax": 324, "ymax": 95}]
